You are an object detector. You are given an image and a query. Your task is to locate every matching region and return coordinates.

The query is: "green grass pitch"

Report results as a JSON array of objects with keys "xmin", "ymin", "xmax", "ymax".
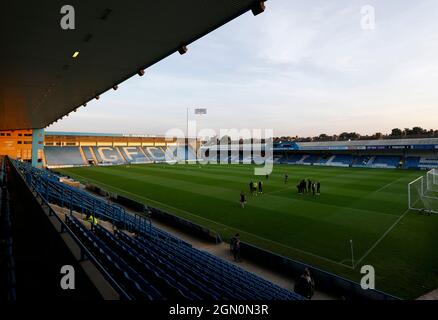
[{"xmin": 58, "ymin": 164, "xmax": 438, "ymax": 299}]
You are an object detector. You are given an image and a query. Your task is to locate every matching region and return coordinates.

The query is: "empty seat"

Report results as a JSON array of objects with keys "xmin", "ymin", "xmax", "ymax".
[{"xmin": 45, "ymin": 146, "xmax": 85, "ymax": 166}]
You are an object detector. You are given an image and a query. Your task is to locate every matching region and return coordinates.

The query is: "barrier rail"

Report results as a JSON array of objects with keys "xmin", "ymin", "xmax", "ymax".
[
  {"xmin": 239, "ymin": 241, "xmax": 399, "ymax": 300},
  {"xmin": 9, "ymin": 158, "xmax": 134, "ymax": 299},
  {"xmin": 11, "ymin": 159, "xmax": 155, "ymax": 235}
]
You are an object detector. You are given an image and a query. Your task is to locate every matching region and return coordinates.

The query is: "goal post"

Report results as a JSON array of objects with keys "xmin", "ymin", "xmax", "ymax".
[
  {"xmin": 408, "ymin": 174, "xmax": 438, "ymax": 214},
  {"xmin": 426, "ymin": 168, "xmax": 438, "ymax": 193}
]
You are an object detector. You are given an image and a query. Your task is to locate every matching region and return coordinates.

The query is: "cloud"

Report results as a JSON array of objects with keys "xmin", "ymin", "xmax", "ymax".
[{"xmin": 51, "ymin": 0, "xmax": 438, "ymax": 137}]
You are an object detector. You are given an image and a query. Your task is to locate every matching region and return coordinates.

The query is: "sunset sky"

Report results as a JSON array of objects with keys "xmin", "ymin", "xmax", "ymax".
[{"xmin": 48, "ymin": 0, "xmax": 438, "ymax": 137}]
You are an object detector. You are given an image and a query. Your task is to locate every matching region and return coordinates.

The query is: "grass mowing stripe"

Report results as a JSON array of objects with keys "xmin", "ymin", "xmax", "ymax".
[
  {"xmin": 59, "ymin": 164, "xmax": 438, "ymax": 298},
  {"xmin": 81, "ymin": 166, "xmax": 401, "ymax": 219},
  {"xmin": 65, "ymin": 170, "xmax": 355, "ymax": 269},
  {"xmin": 354, "ymin": 208, "xmax": 411, "ymax": 268}
]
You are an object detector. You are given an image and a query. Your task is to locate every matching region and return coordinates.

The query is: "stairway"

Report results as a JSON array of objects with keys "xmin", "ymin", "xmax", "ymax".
[
  {"xmin": 366, "ymin": 156, "xmax": 376, "ymax": 167},
  {"xmin": 78, "ymin": 146, "xmax": 87, "ymax": 165},
  {"xmin": 326, "ymin": 155, "xmax": 335, "ymax": 165}
]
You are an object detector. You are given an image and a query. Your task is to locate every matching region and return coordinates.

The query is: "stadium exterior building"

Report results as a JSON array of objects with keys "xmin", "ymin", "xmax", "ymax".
[{"xmin": 1, "ymin": 130, "xmax": 437, "ymax": 169}]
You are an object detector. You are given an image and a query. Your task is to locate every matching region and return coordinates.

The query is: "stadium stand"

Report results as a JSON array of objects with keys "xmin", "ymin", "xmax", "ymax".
[
  {"xmin": 92, "ymin": 147, "xmax": 125, "ymax": 165},
  {"xmin": 11, "ymin": 159, "xmax": 303, "ymax": 300},
  {"xmin": 187, "ymin": 148, "xmax": 197, "ymax": 162},
  {"xmin": 3, "ymin": 157, "xmax": 102, "ymax": 299},
  {"xmin": 81, "ymin": 146, "xmax": 96, "ymax": 164},
  {"xmin": 369, "ymin": 156, "xmax": 401, "ymax": 169},
  {"xmin": 39, "ymin": 135, "xmax": 438, "ymax": 171},
  {"xmin": 285, "ymin": 154, "xmax": 305, "ymax": 164},
  {"xmin": 144, "ymin": 147, "xmax": 169, "ymax": 163},
  {"xmin": 44, "ymin": 146, "xmax": 85, "ymax": 167},
  {"xmin": 353, "ymin": 155, "xmax": 373, "ymax": 167},
  {"xmin": 119, "ymin": 147, "xmax": 151, "ymax": 164},
  {"xmin": 329, "ymin": 155, "xmax": 354, "ymax": 167},
  {"xmin": 171, "ymin": 146, "xmax": 198, "ymax": 162},
  {"xmin": 302, "ymin": 154, "xmax": 320, "ymax": 165},
  {"xmin": 297, "ymin": 138, "xmax": 438, "ymax": 149},
  {"xmin": 404, "ymin": 157, "xmax": 421, "ymax": 169},
  {"xmin": 43, "ymin": 145, "xmax": 200, "ymax": 167},
  {"xmin": 315, "ymin": 155, "xmax": 333, "ymax": 165},
  {"xmin": 418, "ymin": 156, "xmax": 438, "ymax": 169}
]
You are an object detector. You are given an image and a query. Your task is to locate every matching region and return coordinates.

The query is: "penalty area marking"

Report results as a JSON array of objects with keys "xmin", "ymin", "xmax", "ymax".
[
  {"xmin": 65, "ymin": 171, "xmax": 355, "ymax": 270},
  {"xmin": 354, "ymin": 189, "xmax": 424, "ymax": 268},
  {"xmin": 373, "ymin": 176, "xmax": 406, "ymax": 194},
  {"xmin": 353, "ymin": 207, "xmax": 410, "ymax": 269}
]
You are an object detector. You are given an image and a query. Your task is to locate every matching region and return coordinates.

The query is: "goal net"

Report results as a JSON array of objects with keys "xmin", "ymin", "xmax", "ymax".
[
  {"xmin": 426, "ymin": 168, "xmax": 438, "ymax": 193},
  {"xmin": 408, "ymin": 174, "xmax": 438, "ymax": 214}
]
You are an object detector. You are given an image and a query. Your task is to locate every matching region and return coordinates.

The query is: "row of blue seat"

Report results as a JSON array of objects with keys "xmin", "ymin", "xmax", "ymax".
[
  {"xmin": 13, "ymin": 159, "xmax": 303, "ymax": 300},
  {"xmin": 65, "ymin": 214, "xmax": 302, "ymax": 300},
  {"xmin": 45, "ymin": 146, "xmax": 198, "ymax": 167},
  {"xmin": 277, "ymin": 154, "xmax": 401, "ymax": 167},
  {"xmin": 65, "ymin": 215, "xmax": 162, "ymax": 300},
  {"xmin": 135, "ymin": 231, "xmax": 300, "ymax": 300},
  {"xmin": 95, "ymin": 224, "xmax": 211, "ymax": 300}
]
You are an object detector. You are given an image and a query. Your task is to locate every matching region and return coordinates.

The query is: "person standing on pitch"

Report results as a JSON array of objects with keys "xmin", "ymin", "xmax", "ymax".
[
  {"xmin": 307, "ymin": 179, "xmax": 312, "ymax": 194},
  {"xmin": 284, "ymin": 173, "xmax": 289, "ymax": 184},
  {"xmin": 240, "ymin": 191, "xmax": 246, "ymax": 208},
  {"xmin": 252, "ymin": 181, "xmax": 258, "ymax": 196},
  {"xmin": 316, "ymin": 181, "xmax": 321, "ymax": 195},
  {"xmin": 258, "ymin": 181, "xmax": 263, "ymax": 194},
  {"xmin": 301, "ymin": 179, "xmax": 306, "ymax": 193},
  {"xmin": 311, "ymin": 182, "xmax": 316, "ymax": 196}
]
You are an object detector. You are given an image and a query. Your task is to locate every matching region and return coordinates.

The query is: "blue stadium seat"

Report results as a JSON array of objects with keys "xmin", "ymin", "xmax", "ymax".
[
  {"xmin": 92, "ymin": 147, "xmax": 126, "ymax": 165},
  {"xmin": 404, "ymin": 157, "xmax": 420, "ymax": 169},
  {"xmin": 330, "ymin": 155, "xmax": 354, "ymax": 166},
  {"xmin": 13, "ymin": 159, "xmax": 304, "ymax": 301},
  {"xmin": 370, "ymin": 156, "xmax": 401, "ymax": 168},
  {"xmin": 45, "ymin": 146, "xmax": 85, "ymax": 166},
  {"xmin": 118, "ymin": 147, "xmax": 150, "ymax": 164},
  {"xmin": 418, "ymin": 156, "xmax": 438, "ymax": 169}
]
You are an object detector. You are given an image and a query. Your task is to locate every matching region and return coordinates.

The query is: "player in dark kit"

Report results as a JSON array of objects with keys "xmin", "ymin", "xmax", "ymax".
[
  {"xmin": 240, "ymin": 191, "xmax": 246, "ymax": 208},
  {"xmin": 307, "ymin": 179, "xmax": 312, "ymax": 194},
  {"xmin": 301, "ymin": 179, "xmax": 306, "ymax": 193},
  {"xmin": 317, "ymin": 181, "xmax": 321, "ymax": 195},
  {"xmin": 258, "ymin": 181, "xmax": 263, "ymax": 194},
  {"xmin": 284, "ymin": 174, "xmax": 289, "ymax": 184},
  {"xmin": 298, "ymin": 180, "xmax": 305, "ymax": 194}
]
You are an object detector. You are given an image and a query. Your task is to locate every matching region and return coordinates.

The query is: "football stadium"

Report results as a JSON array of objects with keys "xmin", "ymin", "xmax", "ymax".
[{"xmin": 1, "ymin": 0, "xmax": 438, "ymax": 309}]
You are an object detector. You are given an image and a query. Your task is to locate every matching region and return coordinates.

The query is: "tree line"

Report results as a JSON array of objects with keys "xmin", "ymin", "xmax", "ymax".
[{"xmin": 274, "ymin": 127, "xmax": 438, "ymax": 143}]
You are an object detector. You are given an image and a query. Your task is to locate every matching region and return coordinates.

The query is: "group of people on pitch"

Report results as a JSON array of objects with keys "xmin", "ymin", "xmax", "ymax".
[
  {"xmin": 239, "ymin": 180, "xmax": 264, "ymax": 208},
  {"xmin": 297, "ymin": 179, "xmax": 321, "ymax": 196},
  {"xmin": 249, "ymin": 180, "xmax": 263, "ymax": 196}
]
